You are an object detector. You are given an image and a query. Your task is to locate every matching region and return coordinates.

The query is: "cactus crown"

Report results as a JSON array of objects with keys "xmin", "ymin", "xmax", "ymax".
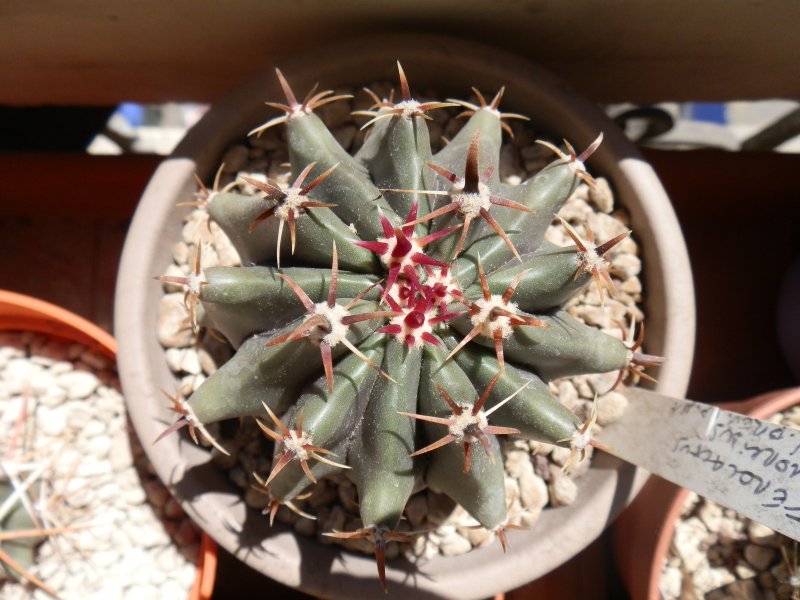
[{"xmin": 156, "ymin": 63, "xmax": 661, "ymax": 592}]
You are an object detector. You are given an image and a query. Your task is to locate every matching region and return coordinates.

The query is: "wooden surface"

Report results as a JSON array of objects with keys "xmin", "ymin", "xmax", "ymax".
[
  {"xmin": 1, "ymin": 148, "xmax": 798, "ymax": 597},
  {"xmin": 3, "ymin": 1, "xmax": 800, "ymax": 106}
]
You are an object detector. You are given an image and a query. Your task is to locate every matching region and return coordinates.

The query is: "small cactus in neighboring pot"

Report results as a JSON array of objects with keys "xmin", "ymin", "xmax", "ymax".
[{"xmin": 155, "ymin": 63, "xmax": 662, "ymax": 592}]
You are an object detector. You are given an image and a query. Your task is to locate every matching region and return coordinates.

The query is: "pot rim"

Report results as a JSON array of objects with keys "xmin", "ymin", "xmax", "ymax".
[
  {"xmin": 115, "ymin": 33, "xmax": 695, "ymax": 599},
  {"xmin": 0, "ymin": 290, "xmax": 117, "ymax": 357}
]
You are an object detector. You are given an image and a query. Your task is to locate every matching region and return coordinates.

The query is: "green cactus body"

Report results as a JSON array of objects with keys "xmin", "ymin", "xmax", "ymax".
[
  {"xmin": 467, "ymin": 242, "xmax": 587, "ymax": 313},
  {"xmin": 208, "ymin": 191, "xmax": 379, "ymax": 271},
  {"xmin": 357, "ymin": 115, "xmax": 435, "ymax": 227},
  {"xmin": 349, "ymin": 342, "xmax": 421, "ymax": 529},
  {"xmin": 0, "ymin": 481, "xmax": 42, "ymax": 580},
  {"xmin": 157, "ymin": 63, "xmax": 652, "ymax": 586},
  {"xmin": 425, "ymin": 432, "xmax": 507, "ymax": 530},
  {"xmin": 286, "ymin": 111, "xmax": 401, "ymax": 241},
  {"xmin": 451, "ymin": 158, "xmax": 581, "ymax": 287},
  {"xmin": 266, "ymin": 334, "xmax": 387, "ymax": 503},
  {"xmin": 439, "ymin": 332, "xmax": 581, "ymax": 444},
  {"xmin": 185, "ymin": 300, "xmax": 382, "ymax": 424},
  {"xmin": 450, "ymin": 308, "xmax": 629, "ymax": 381},
  {"xmin": 418, "ymin": 342, "xmax": 508, "ymax": 529},
  {"xmin": 199, "ymin": 266, "xmax": 378, "ymax": 347},
  {"xmin": 426, "ymin": 109, "xmax": 504, "ymax": 263}
]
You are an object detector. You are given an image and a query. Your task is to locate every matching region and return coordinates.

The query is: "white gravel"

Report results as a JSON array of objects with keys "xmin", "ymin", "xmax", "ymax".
[{"xmin": 0, "ymin": 331, "xmax": 199, "ymax": 600}]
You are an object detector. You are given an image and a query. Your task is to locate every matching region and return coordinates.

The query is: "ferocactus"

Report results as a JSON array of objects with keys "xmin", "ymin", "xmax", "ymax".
[{"xmin": 156, "ymin": 63, "xmax": 660, "ymax": 592}]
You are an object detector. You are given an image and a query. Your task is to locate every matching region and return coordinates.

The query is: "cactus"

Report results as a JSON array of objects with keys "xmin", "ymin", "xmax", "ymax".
[{"xmin": 156, "ymin": 63, "xmax": 662, "ymax": 592}]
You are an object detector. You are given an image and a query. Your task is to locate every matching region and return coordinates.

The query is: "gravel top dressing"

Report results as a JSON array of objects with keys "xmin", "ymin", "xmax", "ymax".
[{"xmin": 0, "ymin": 332, "xmax": 198, "ymax": 600}]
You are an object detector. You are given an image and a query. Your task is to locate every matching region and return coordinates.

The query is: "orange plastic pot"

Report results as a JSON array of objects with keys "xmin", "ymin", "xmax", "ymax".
[
  {"xmin": 0, "ymin": 290, "xmax": 217, "ymax": 600},
  {"xmin": 613, "ymin": 387, "xmax": 800, "ymax": 600}
]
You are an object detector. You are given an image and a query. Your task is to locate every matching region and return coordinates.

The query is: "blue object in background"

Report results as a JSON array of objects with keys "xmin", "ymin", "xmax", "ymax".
[
  {"xmin": 688, "ymin": 102, "xmax": 727, "ymax": 124},
  {"xmin": 117, "ymin": 102, "xmax": 145, "ymax": 127}
]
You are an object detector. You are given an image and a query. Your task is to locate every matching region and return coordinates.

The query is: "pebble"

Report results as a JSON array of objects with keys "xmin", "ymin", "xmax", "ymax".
[
  {"xmin": 197, "ymin": 347, "xmax": 218, "ymax": 375},
  {"xmin": 734, "ymin": 560, "xmax": 757, "ymax": 580},
  {"xmin": 124, "ymin": 485, "xmax": 148, "ymax": 505},
  {"xmin": 712, "ymin": 579, "xmax": 759, "ymax": 600},
  {"xmin": 504, "ymin": 448, "xmax": 534, "ymax": 479},
  {"xmin": 404, "ymin": 494, "xmax": 428, "ymax": 527},
  {"xmin": 588, "ymin": 177, "xmax": 614, "ymax": 213},
  {"xmin": 84, "ymin": 418, "xmax": 108, "ymax": 438},
  {"xmin": 110, "ymin": 430, "xmax": 134, "ymax": 470},
  {"xmin": 548, "ymin": 475, "xmax": 578, "ymax": 506},
  {"xmin": 693, "ymin": 566, "xmax": 735, "ymax": 594},
  {"xmin": 555, "ymin": 380, "xmax": 578, "ymax": 409},
  {"xmin": 440, "ymin": 532, "xmax": 473, "ymax": 556},
  {"xmin": 596, "ymin": 391, "xmax": 628, "ymax": 426},
  {"xmin": 620, "ymin": 277, "xmax": 642, "ymax": 295},
  {"xmin": 611, "ymin": 253, "xmax": 642, "ymax": 279},
  {"xmin": 518, "ymin": 508, "xmax": 542, "ymax": 528},
  {"xmin": 209, "ymin": 220, "xmax": 240, "ymax": 267},
  {"xmin": 65, "ymin": 401, "xmax": 93, "ymax": 428},
  {"xmin": 157, "ymin": 293, "xmax": 195, "ymax": 347},
  {"xmin": 160, "ymin": 579, "xmax": 187, "ymax": 597},
  {"xmin": 426, "ymin": 491, "xmax": 456, "ymax": 525},
  {"xmin": 87, "ymin": 435, "xmax": 113, "ymax": 457},
  {"xmin": 744, "ymin": 543, "xmax": 776, "ymax": 571},
  {"xmin": 172, "ymin": 241, "xmax": 190, "ymax": 265},
  {"xmin": 519, "ymin": 471, "xmax": 548, "ymax": 511},
  {"xmin": 747, "ymin": 521, "xmax": 779, "ymax": 546},
  {"xmin": 39, "ymin": 405, "xmax": 67, "ymax": 436},
  {"xmin": 179, "ymin": 347, "xmax": 202, "ymax": 374},
  {"xmin": 558, "ymin": 197, "xmax": 594, "ymax": 223},
  {"xmin": 463, "ymin": 527, "xmax": 495, "ymax": 548},
  {"xmin": 673, "ymin": 516, "xmax": 709, "ymax": 572},
  {"xmin": 531, "ymin": 452, "xmax": 554, "ymax": 481},
  {"xmin": 125, "ymin": 584, "xmax": 159, "ymax": 600},
  {"xmin": 659, "ymin": 565, "xmax": 682, "ymax": 598},
  {"xmin": 549, "ymin": 446, "xmax": 572, "ymax": 467},
  {"xmin": 697, "ymin": 498, "xmax": 724, "ymax": 532}
]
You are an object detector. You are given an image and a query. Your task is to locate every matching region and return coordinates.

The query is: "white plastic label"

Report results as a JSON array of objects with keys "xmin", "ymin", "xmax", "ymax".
[{"xmin": 596, "ymin": 387, "xmax": 800, "ymax": 541}]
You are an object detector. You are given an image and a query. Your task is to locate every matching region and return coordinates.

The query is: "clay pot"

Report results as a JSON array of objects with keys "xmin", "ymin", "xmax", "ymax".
[
  {"xmin": 114, "ymin": 34, "xmax": 695, "ymax": 599},
  {"xmin": 613, "ymin": 387, "xmax": 800, "ymax": 600},
  {"xmin": 0, "ymin": 290, "xmax": 116, "ymax": 356},
  {"xmin": 0, "ymin": 290, "xmax": 217, "ymax": 600}
]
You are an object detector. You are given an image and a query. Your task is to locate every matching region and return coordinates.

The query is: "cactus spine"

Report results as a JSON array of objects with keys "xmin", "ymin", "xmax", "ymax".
[{"xmin": 155, "ymin": 63, "xmax": 661, "ymax": 592}]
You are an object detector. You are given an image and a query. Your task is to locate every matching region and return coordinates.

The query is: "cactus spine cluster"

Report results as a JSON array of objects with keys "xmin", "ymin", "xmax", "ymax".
[{"xmin": 156, "ymin": 63, "xmax": 661, "ymax": 591}]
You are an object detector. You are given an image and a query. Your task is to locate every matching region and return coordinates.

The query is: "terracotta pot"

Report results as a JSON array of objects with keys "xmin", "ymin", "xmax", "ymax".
[
  {"xmin": 114, "ymin": 34, "xmax": 695, "ymax": 599},
  {"xmin": 189, "ymin": 533, "xmax": 218, "ymax": 600},
  {"xmin": 0, "ymin": 290, "xmax": 217, "ymax": 600},
  {"xmin": 0, "ymin": 290, "xmax": 117, "ymax": 357},
  {"xmin": 613, "ymin": 387, "xmax": 800, "ymax": 600}
]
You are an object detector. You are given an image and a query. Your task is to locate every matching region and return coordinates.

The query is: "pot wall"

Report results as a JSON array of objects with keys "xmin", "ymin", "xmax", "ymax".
[{"xmin": 115, "ymin": 34, "xmax": 695, "ymax": 599}]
